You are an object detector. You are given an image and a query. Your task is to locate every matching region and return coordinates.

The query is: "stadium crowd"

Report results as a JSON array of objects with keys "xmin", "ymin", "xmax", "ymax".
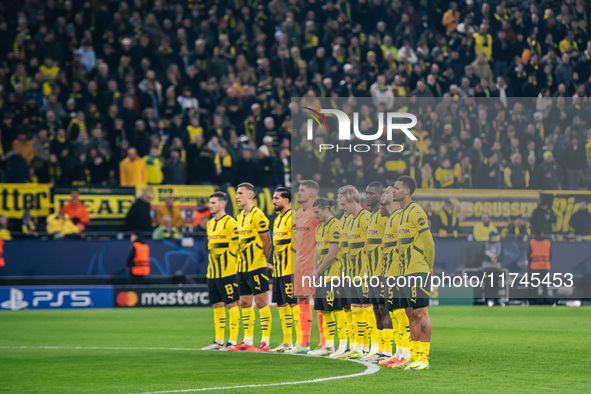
[{"xmin": 0, "ymin": 0, "xmax": 590, "ymax": 191}]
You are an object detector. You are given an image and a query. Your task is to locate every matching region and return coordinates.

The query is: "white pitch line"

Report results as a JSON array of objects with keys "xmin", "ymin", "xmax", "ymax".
[{"xmin": 0, "ymin": 345, "xmax": 381, "ymax": 393}]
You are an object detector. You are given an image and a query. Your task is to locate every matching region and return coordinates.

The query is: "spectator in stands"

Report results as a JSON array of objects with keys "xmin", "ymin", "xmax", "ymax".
[
  {"xmin": 530, "ymin": 200, "xmax": 557, "ymax": 236},
  {"xmin": 539, "ymin": 151, "xmax": 563, "ymax": 190},
  {"xmin": 162, "ymin": 149, "xmax": 187, "ymax": 185},
  {"xmin": 473, "ymin": 213, "xmax": 498, "ymax": 242},
  {"xmin": 125, "ymin": 189, "xmax": 153, "ymax": 233},
  {"xmin": 156, "ymin": 197, "xmax": 183, "ymax": 228},
  {"xmin": 192, "ymin": 202, "xmax": 211, "ymax": 232},
  {"xmin": 20, "ymin": 210, "xmax": 39, "ymax": 238},
  {"xmin": 144, "ymin": 146, "xmax": 164, "ymax": 185},
  {"xmin": 60, "ymin": 191, "xmax": 90, "ymax": 232},
  {"xmin": 480, "ymin": 231, "xmax": 504, "ymax": 269},
  {"xmin": 438, "ymin": 200, "xmax": 459, "ymax": 238},
  {"xmin": 46, "ymin": 212, "xmax": 79, "ymax": 239},
  {"xmin": 31, "ymin": 129, "xmax": 50, "ymax": 182},
  {"xmin": 504, "ymin": 153, "xmax": 529, "ymax": 189},
  {"xmin": 423, "ymin": 203, "xmax": 440, "ymax": 234},
  {"xmin": 0, "ymin": 215, "xmax": 11, "ymax": 240},
  {"xmin": 120, "ymin": 147, "xmax": 147, "ymax": 187},
  {"xmin": 476, "ymin": 154, "xmax": 502, "ymax": 189},
  {"xmin": 88, "ymin": 148, "xmax": 109, "ymax": 186},
  {"xmin": 563, "ymin": 136, "xmax": 586, "ymax": 190},
  {"xmin": 236, "ymin": 150, "xmax": 257, "ymax": 186},
  {"xmin": 5, "ymin": 151, "xmax": 29, "ymax": 183},
  {"xmin": 12, "ymin": 131, "xmax": 34, "ymax": 165},
  {"xmin": 568, "ymin": 201, "xmax": 591, "ymax": 240},
  {"xmin": 501, "ymin": 216, "xmax": 531, "ymax": 240},
  {"xmin": 152, "ymin": 215, "xmax": 181, "ymax": 240},
  {"xmin": 435, "ymin": 158, "xmax": 456, "ymax": 188}
]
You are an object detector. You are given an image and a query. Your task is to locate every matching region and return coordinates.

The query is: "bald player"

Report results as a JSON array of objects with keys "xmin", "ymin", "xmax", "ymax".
[{"xmin": 286, "ymin": 180, "xmax": 321, "ymax": 354}]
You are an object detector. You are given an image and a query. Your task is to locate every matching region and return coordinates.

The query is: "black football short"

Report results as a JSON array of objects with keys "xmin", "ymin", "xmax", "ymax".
[
  {"xmin": 402, "ymin": 273, "xmax": 431, "ymax": 309},
  {"xmin": 272, "ymin": 274, "xmax": 295, "ymax": 305},
  {"xmin": 208, "ymin": 275, "xmax": 238, "ymax": 305},
  {"xmin": 238, "ymin": 267, "xmax": 270, "ymax": 296},
  {"xmin": 314, "ymin": 284, "xmax": 344, "ymax": 311}
]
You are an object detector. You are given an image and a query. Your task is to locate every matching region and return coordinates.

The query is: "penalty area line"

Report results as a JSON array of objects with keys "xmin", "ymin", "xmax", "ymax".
[{"xmin": 0, "ymin": 345, "xmax": 380, "ymax": 394}]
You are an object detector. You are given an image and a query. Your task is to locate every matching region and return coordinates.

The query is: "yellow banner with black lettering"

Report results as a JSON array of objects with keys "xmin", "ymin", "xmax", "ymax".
[
  {"xmin": 413, "ymin": 189, "xmax": 540, "ymax": 227},
  {"xmin": 54, "ymin": 187, "xmax": 136, "ymax": 226},
  {"xmin": 138, "ymin": 185, "xmax": 216, "ymax": 225},
  {"xmin": 0, "ymin": 183, "xmax": 52, "ymax": 218},
  {"xmin": 540, "ymin": 191, "xmax": 591, "ymax": 233}
]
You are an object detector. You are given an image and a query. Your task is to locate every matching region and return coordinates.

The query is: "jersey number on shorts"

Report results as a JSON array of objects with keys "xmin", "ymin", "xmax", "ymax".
[{"xmin": 285, "ymin": 282, "xmax": 293, "ymax": 297}]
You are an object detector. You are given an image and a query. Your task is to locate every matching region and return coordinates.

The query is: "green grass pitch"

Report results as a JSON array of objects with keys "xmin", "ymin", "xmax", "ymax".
[{"xmin": 1, "ymin": 306, "xmax": 590, "ymax": 393}]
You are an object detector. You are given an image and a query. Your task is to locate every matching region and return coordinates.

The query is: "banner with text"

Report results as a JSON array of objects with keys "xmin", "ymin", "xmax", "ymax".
[
  {"xmin": 138, "ymin": 185, "xmax": 215, "ymax": 226},
  {"xmin": 54, "ymin": 187, "xmax": 136, "ymax": 228},
  {"xmin": 0, "ymin": 183, "xmax": 51, "ymax": 219}
]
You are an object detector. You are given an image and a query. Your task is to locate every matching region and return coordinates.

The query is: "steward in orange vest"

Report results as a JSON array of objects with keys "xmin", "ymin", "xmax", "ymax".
[
  {"xmin": 0, "ymin": 239, "xmax": 5, "ymax": 267},
  {"xmin": 527, "ymin": 233, "xmax": 551, "ymax": 271},
  {"xmin": 127, "ymin": 232, "xmax": 150, "ymax": 277}
]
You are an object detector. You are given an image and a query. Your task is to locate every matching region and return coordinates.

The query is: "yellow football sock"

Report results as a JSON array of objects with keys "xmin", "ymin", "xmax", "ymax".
[
  {"xmin": 259, "ymin": 306, "xmax": 272, "ymax": 344},
  {"xmin": 345, "ymin": 309, "xmax": 353, "ymax": 346},
  {"xmin": 242, "ymin": 306, "xmax": 254, "ymax": 345},
  {"xmin": 292, "ymin": 305, "xmax": 302, "ymax": 345},
  {"xmin": 213, "ymin": 307, "xmax": 226, "ymax": 343},
  {"xmin": 410, "ymin": 340, "xmax": 421, "ymax": 361},
  {"xmin": 228, "ymin": 306, "xmax": 240, "ymax": 344},
  {"xmin": 376, "ymin": 329, "xmax": 384, "ymax": 353},
  {"xmin": 383, "ymin": 328, "xmax": 394, "ymax": 356},
  {"xmin": 394, "ymin": 308, "xmax": 411, "ymax": 349},
  {"xmin": 334, "ymin": 310, "xmax": 347, "ymax": 349},
  {"xmin": 363, "ymin": 306, "xmax": 377, "ymax": 351},
  {"xmin": 389, "ymin": 310, "xmax": 401, "ymax": 354},
  {"xmin": 277, "ymin": 305, "xmax": 293, "ymax": 345},
  {"xmin": 419, "ymin": 342, "xmax": 431, "ymax": 362},
  {"xmin": 321, "ymin": 311, "xmax": 336, "ymax": 348},
  {"xmin": 351, "ymin": 306, "xmax": 366, "ymax": 352}
]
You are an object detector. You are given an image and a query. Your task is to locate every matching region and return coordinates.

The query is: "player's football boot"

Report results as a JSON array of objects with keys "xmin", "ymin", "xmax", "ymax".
[
  {"xmin": 360, "ymin": 351, "xmax": 381, "ymax": 362},
  {"xmin": 378, "ymin": 355, "xmax": 400, "ymax": 366},
  {"xmin": 218, "ymin": 342, "xmax": 235, "ymax": 351},
  {"xmin": 228, "ymin": 342, "xmax": 254, "ymax": 352},
  {"xmin": 405, "ymin": 360, "xmax": 430, "ymax": 370},
  {"xmin": 335, "ymin": 349, "xmax": 363, "ymax": 359},
  {"xmin": 284, "ymin": 344, "xmax": 310, "ymax": 354},
  {"xmin": 253, "ymin": 342, "xmax": 270, "ymax": 352},
  {"xmin": 269, "ymin": 343, "xmax": 292, "ymax": 352},
  {"xmin": 309, "ymin": 346, "xmax": 334, "ymax": 356},
  {"xmin": 201, "ymin": 341, "xmax": 223, "ymax": 350},
  {"xmin": 388, "ymin": 357, "xmax": 412, "ymax": 368},
  {"xmin": 329, "ymin": 348, "xmax": 349, "ymax": 359}
]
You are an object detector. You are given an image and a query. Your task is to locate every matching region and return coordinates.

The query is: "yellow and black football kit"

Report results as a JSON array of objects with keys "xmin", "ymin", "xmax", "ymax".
[
  {"xmin": 347, "ymin": 209, "xmax": 370, "ymax": 303},
  {"xmin": 382, "ymin": 208, "xmax": 403, "ymax": 309},
  {"xmin": 366, "ymin": 210, "xmax": 387, "ymax": 300},
  {"xmin": 271, "ymin": 209, "xmax": 294, "ymax": 305},
  {"xmin": 206, "ymin": 214, "xmax": 239, "ymax": 304},
  {"xmin": 237, "ymin": 206, "xmax": 270, "ymax": 296},
  {"xmin": 314, "ymin": 217, "xmax": 342, "ymax": 311},
  {"xmin": 338, "ymin": 214, "xmax": 351, "ymax": 278},
  {"xmin": 397, "ymin": 202, "xmax": 433, "ymax": 308}
]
